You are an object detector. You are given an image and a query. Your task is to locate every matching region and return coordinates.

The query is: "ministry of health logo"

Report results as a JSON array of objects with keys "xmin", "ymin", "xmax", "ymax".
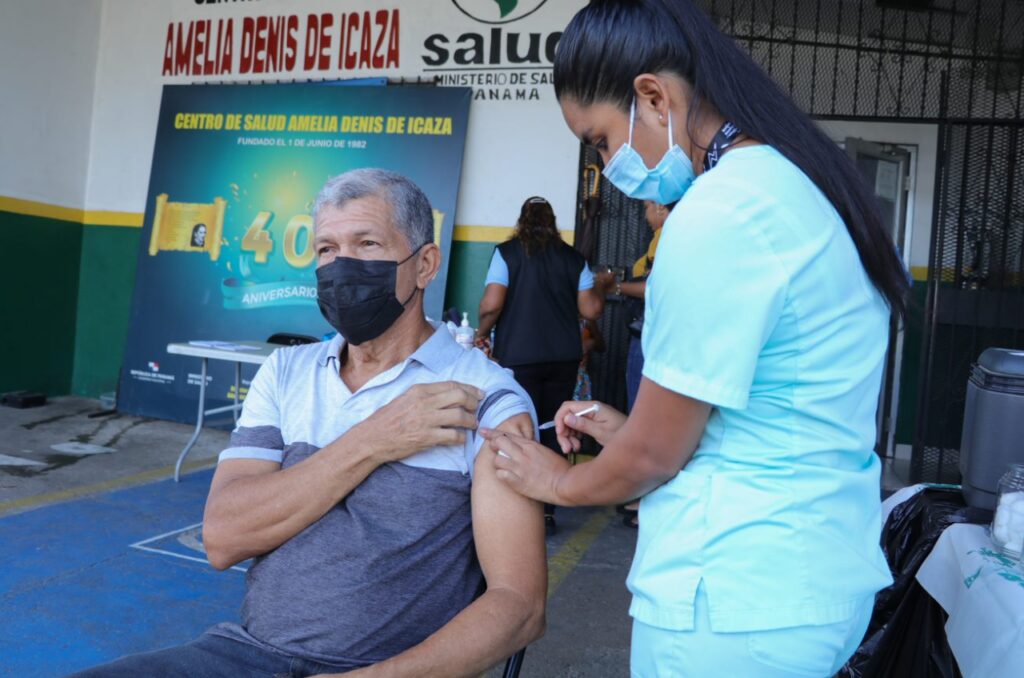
[{"xmin": 452, "ymin": 0, "xmax": 550, "ymax": 24}]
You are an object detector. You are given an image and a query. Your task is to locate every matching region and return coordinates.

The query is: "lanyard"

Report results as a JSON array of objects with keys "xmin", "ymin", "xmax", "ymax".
[{"xmin": 703, "ymin": 121, "xmax": 743, "ymax": 172}]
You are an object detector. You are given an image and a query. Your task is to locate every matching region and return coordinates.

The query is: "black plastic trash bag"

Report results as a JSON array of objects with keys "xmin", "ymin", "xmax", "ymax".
[{"xmin": 836, "ymin": 487, "xmax": 992, "ymax": 678}]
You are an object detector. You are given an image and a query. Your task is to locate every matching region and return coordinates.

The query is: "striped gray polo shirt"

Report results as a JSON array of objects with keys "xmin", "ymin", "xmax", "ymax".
[{"xmin": 209, "ymin": 323, "xmax": 536, "ymax": 668}]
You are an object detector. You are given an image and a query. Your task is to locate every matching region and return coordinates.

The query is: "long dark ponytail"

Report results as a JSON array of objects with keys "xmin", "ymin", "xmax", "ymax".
[
  {"xmin": 553, "ymin": 0, "xmax": 909, "ymax": 319},
  {"xmin": 514, "ymin": 196, "xmax": 562, "ymax": 256}
]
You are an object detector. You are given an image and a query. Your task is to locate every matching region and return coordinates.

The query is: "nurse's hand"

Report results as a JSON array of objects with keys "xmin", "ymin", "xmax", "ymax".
[
  {"xmin": 552, "ymin": 400, "xmax": 627, "ymax": 454},
  {"xmin": 478, "ymin": 428, "xmax": 571, "ymax": 505}
]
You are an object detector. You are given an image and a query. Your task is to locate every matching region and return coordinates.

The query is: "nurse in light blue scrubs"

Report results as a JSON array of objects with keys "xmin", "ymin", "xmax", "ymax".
[{"xmin": 480, "ymin": 1, "xmax": 912, "ymax": 676}]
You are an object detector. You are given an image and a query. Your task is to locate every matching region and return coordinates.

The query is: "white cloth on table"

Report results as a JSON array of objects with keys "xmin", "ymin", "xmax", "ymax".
[{"xmin": 916, "ymin": 522, "xmax": 1024, "ymax": 678}]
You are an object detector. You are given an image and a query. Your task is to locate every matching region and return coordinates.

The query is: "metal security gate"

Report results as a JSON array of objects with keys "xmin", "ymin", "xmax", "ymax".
[
  {"xmin": 916, "ymin": 120, "xmax": 1024, "ymax": 481},
  {"xmin": 574, "ymin": 147, "xmax": 647, "ymax": 414},
  {"xmin": 578, "ymin": 1, "xmax": 1024, "ymax": 479}
]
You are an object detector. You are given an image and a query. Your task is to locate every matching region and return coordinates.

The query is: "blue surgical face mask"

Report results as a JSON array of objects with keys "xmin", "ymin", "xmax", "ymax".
[{"xmin": 602, "ymin": 99, "xmax": 696, "ymax": 204}]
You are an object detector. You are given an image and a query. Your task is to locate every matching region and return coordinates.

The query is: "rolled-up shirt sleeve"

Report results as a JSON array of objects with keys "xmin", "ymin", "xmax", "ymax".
[
  {"xmin": 641, "ymin": 198, "xmax": 788, "ymax": 410},
  {"xmin": 219, "ymin": 350, "xmax": 285, "ymax": 463},
  {"xmin": 469, "ymin": 378, "xmax": 538, "ymax": 477}
]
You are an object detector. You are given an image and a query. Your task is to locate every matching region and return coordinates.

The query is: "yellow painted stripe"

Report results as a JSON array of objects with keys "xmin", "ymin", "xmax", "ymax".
[
  {"xmin": 910, "ymin": 266, "xmax": 928, "ymax": 282},
  {"xmin": 0, "ymin": 195, "xmax": 87, "ymax": 224},
  {"xmin": 83, "ymin": 210, "xmax": 144, "ymax": 227},
  {"xmin": 452, "ymin": 225, "xmax": 512, "ymax": 242},
  {"xmin": 546, "ymin": 505, "xmax": 615, "ymax": 599},
  {"xmin": 0, "ymin": 458, "xmax": 216, "ymax": 517},
  {"xmin": 1, "ymin": 196, "xmax": 579, "ymax": 242},
  {"xmin": 453, "ymin": 225, "xmax": 575, "ymax": 245},
  {"xmin": 0, "ymin": 195, "xmax": 143, "ymax": 228}
]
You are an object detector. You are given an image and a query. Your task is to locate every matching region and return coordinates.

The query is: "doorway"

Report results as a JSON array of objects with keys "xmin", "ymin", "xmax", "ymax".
[{"xmin": 845, "ymin": 137, "xmax": 914, "ymax": 459}]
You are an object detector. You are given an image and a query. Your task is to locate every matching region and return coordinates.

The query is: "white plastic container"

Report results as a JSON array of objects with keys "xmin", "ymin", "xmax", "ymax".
[
  {"xmin": 455, "ymin": 312, "xmax": 475, "ymax": 350},
  {"xmin": 991, "ymin": 463, "xmax": 1024, "ymax": 559}
]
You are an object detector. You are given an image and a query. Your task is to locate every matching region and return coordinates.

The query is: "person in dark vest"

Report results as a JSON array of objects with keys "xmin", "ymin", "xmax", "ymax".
[{"xmin": 477, "ymin": 196, "xmax": 604, "ymax": 535}]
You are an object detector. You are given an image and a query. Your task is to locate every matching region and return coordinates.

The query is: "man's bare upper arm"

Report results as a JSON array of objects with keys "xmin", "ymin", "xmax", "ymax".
[{"xmin": 471, "ymin": 413, "xmax": 547, "ymax": 602}]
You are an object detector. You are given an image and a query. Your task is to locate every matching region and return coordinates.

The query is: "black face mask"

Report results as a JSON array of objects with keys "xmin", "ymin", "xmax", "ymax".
[{"xmin": 315, "ymin": 246, "xmax": 422, "ymax": 346}]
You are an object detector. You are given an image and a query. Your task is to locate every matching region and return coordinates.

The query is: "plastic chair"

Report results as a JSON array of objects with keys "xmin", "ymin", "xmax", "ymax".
[
  {"xmin": 266, "ymin": 333, "xmax": 318, "ymax": 346},
  {"xmin": 502, "ymin": 648, "xmax": 526, "ymax": 678}
]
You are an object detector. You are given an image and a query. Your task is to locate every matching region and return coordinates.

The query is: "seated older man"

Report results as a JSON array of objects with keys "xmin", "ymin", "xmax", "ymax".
[{"xmin": 70, "ymin": 169, "xmax": 546, "ymax": 678}]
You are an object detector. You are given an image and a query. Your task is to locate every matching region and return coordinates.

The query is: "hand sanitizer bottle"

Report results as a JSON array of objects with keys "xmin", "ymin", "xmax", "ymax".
[{"xmin": 456, "ymin": 312, "xmax": 475, "ymax": 349}]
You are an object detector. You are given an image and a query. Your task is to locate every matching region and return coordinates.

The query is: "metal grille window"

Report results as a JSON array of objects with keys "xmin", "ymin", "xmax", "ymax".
[
  {"xmin": 700, "ymin": 0, "xmax": 1024, "ymax": 122},
  {"xmin": 917, "ymin": 120, "xmax": 1024, "ymax": 482}
]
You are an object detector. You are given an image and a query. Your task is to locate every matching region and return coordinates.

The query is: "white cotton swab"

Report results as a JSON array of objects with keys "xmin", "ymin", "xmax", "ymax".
[{"xmin": 538, "ymin": 404, "xmax": 600, "ymax": 431}]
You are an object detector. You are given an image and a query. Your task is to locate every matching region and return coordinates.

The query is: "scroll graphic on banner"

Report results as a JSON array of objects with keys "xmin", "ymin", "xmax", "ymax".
[
  {"xmin": 119, "ymin": 83, "xmax": 472, "ymax": 423},
  {"xmin": 432, "ymin": 209, "xmax": 445, "ymax": 246},
  {"xmin": 148, "ymin": 194, "xmax": 227, "ymax": 261}
]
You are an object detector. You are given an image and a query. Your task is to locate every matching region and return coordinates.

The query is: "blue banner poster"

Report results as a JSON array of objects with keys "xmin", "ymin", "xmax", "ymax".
[{"xmin": 119, "ymin": 84, "xmax": 472, "ymax": 423}]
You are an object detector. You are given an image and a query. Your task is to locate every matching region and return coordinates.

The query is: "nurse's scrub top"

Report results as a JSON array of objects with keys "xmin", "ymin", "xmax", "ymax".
[{"xmin": 633, "ymin": 144, "xmax": 894, "ymax": 633}]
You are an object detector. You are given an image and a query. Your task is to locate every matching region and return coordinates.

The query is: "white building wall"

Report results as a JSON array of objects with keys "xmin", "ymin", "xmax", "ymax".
[{"xmin": 0, "ymin": 0, "xmax": 102, "ymax": 208}]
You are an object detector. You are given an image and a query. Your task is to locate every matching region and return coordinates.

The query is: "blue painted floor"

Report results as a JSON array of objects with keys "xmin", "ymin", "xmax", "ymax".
[{"xmin": 0, "ymin": 469, "xmax": 246, "ymax": 677}]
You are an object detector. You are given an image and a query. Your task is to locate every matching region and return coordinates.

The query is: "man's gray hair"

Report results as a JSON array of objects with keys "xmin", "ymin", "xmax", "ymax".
[{"xmin": 312, "ymin": 169, "xmax": 434, "ymax": 250}]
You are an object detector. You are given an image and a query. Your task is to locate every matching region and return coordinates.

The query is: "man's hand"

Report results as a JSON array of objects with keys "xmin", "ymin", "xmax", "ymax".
[
  {"xmin": 551, "ymin": 400, "xmax": 627, "ymax": 453},
  {"xmin": 354, "ymin": 381, "xmax": 484, "ymax": 463}
]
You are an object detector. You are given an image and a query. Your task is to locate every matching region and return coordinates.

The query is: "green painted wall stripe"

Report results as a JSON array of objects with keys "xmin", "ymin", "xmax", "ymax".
[
  {"xmin": 71, "ymin": 225, "xmax": 141, "ymax": 397},
  {"xmin": 894, "ymin": 281, "xmax": 928, "ymax": 445},
  {"xmin": 0, "ymin": 211, "xmax": 82, "ymax": 395},
  {"xmin": 444, "ymin": 240, "xmax": 498, "ymax": 326}
]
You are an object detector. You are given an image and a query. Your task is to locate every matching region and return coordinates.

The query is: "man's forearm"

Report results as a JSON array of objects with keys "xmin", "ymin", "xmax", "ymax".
[
  {"xmin": 203, "ymin": 431, "xmax": 384, "ymax": 569},
  {"xmin": 347, "ymin": 587, "xmax": 543, "ymax": 678}
]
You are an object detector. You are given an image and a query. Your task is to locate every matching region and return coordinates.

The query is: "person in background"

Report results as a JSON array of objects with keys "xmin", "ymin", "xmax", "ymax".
[
  {"xmin": 574, "ymin": 318, "xmax": 605, "ymax": 403},
  {"xmin": 597, "ymin": 200, "xmax": 674, "ymax": 528},
  {"xmin": 477, "ymin": 196, "xmax": 604, "ymax": 535},
  {"xmin": 597, "ymin": 200, "xmax": 675, "ymax": 412}
]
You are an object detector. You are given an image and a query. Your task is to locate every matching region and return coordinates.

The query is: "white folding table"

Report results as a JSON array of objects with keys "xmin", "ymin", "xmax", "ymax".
[{"xmin": 166, "ymin": 341, "xmax": 279, "ymax": 481}]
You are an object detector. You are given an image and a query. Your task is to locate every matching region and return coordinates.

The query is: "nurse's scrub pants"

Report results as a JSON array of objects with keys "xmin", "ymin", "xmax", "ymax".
[{"xmin": 630, "ymin": 583, "xmax": 873, "ymax": 677}]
